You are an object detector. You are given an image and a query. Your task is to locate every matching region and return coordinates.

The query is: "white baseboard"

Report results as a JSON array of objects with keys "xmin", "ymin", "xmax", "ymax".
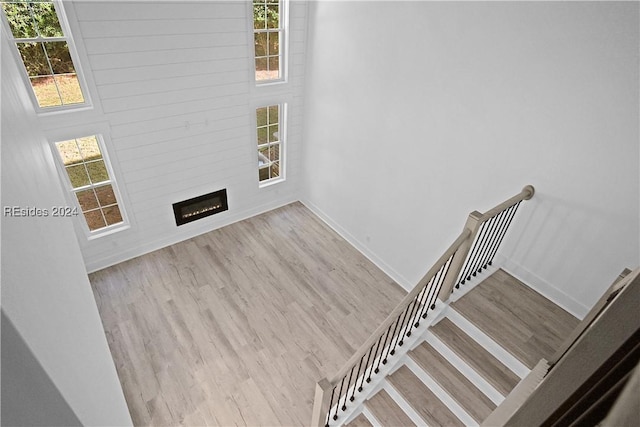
[
  {"xmin": 494, "ymin": 253, "xmax": 589, "ymax": 319},
  {"xmin": 85, "ymin": 196, "xmax": 298, "ymax": 273},
  {"xmin": 300, "ymin": 198, "xmax": 414, "ymax": 291}
]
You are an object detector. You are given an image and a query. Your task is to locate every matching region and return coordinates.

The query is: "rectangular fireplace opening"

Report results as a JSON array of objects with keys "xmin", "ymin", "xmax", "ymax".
[{"xmin": 173, "ymin": 189, "xmax": 228, "ymax": 226}]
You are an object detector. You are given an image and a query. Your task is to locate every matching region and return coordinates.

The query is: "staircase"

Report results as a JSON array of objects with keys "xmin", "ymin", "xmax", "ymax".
[
  {"xmin": 311, "ymin": 185, "xmax": 638, "ymax": 426},
  {"xmin": 311, "ymin": 187, "xmax": 540, "ymax": 426},
  {"xmin": 343, "ymin": 269, "xmax": 577, "ymax": 426}
]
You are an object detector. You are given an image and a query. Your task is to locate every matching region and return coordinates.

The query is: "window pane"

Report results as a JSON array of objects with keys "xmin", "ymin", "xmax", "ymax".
[
  {"xmin": 95, "ymin": 185, "xmax": 117, "ymax": 207},
  {"xmin": 255, "ymin": 57, "xmax": 267, "ymax": 72},
  {"xmin": 268, "ymin": 105, "xmax": 278, "ymax": 124},
  {"xmin": 103, "ymin": 205, "xmax": 123, "ymax": 226},
  {"xmin": 253, "ymin": 3, "xmax": 266, "ymax": 30},
  {"xmin": 266, "ymin": 4, "xmax": 279, "ymax": 29},
  {"xmin": 2, "ymin": 2, "xmax": 37, "ymax": 38},
  {"xmin": 254, "ymin": 32, "xmax": 267, "ymax": 57},
  {"xmin": 84, "ymin": 209, "xmax": 106, "ymax": 231},
  {"xmin": 76, "ymin": 189, "xmax": 99, "ymax": 211},
  {"xmin": 86, "ymin": 160, "xmax": 109, "ymax": 184},
  {"xmin": 30, "ymin": 1, "xmax": 63, "ymax": 38},
  {"xmin": 257, "ymin": 126, "xmax": 267, "ymax": 144},
  {"xmin": 268, "ymin": 124, "xmax": 278, "ymax": 142},
  {"xmin": 77, "ymin": 136, "xmax": 102, "ymax": 161},
  {"xmin": 269, "ymin": 144, "xmax": 280, "ymax": 162},
  {"xmin": 268, "ymin": 31, "xmax": 279, "ymax": 56},
  {"xmin": 256, "ymin": 107, "xmax": 268, "ymax": 127},
  {"xmin": 258, "ymin": 146, "xmax": 269, "ymax": 166},
  {"xmin": 44, "ymin": 42, "xmax": 76, "ymax": 74},
  {"xmin": 255, "ymin": 58, "xmax": 269, "ymax": 81},
  {"xmin": 66, "ymin": 164, "xmax": 90, "ymax": 188},
  {"xmin": 259, "ymin": 166, "xmax": 270, "ymax": 182},
  {"xmin": 17, "ymin": 42, "xmax": 50, "ymax": 76},
  {"xmin": 270, "ymin": 161, "xmax": 280, "ymax": 178},
  {"xmin": 30, "ymin": 75, "xmax": 61, "ymax": 107},
  {"xmin": 55, "ymin": 74, "xmax": 84, "ymax": 105},
  {"xmin": 268, "ymin": 56, "xmax": 279, "ymax": 76},
  {"xmin": 55, "ymin": 140, "xmax": 82, "ymax": 165}
]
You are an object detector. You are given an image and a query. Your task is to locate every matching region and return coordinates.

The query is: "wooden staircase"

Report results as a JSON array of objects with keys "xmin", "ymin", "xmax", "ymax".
[{"xmin": 343, "ymin": 270, "xmax": 578, "ymax": 426}]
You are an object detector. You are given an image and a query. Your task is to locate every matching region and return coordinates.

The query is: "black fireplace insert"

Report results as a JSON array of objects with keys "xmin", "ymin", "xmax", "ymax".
[{"xmin": 172, "ymin": 189, "xmax": 228, "ymax": 226}]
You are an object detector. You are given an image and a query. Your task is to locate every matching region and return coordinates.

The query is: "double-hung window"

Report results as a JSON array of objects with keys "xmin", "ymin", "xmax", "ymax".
[
  {"xmin": 252, "ymin": 1, "xmax": 288, "ymax": 185},
  {"xmin": 253, "ymin": 0, "xmax": 285, "ymax": 83},
  {"xmin": 256, "ymin": 104, "xmax": 285, "ymax": 184},
  {"xmin": 1, "ymin": 0, "xmax": 88, "ymax": 110},
  {"xmin": 52, "ymin": 135, "xmax": 127, "ymax": 235}
]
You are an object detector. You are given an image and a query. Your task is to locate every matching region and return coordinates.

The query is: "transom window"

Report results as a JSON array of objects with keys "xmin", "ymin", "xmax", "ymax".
[
  {"xmin": 253, "ymin": 0, "xmax": 284, "ymax": 83},
  {"xmin": 53, "ymin": 135, "xmax": 126, "ymax": 234},
  {"xmin": 1, "ymin": 0, "xmax": 87, "ymax": 109},
  {"xmin": 257, "ymin": 104, "xmax": 284, "ymax": 184}
]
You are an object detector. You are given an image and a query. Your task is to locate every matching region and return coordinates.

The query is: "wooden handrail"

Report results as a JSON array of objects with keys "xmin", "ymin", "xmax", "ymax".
[
  {"xmin": 478, "ymin": 185, "xmax": 534, "ymax": 222},
  {"xmin": 328, "ymin": 229, "xmax": 470, "ymax": 384},
  {"xmin": 438, "ymin": 185, "xmax": 535, "ymax": 299}
]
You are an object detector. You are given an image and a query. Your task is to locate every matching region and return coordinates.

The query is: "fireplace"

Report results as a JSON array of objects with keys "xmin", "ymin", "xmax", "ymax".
[{"xmin": 172, "ymin": 189, "xmax": 228, "ymax": 226}]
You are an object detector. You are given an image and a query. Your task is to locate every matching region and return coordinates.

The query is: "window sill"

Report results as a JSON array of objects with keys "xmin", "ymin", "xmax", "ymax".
[
  {"xmin": 37, "ymin": 103, "xmax": 93, "ymax": 117},
  {"xmin": 256, "ymin": 78, "xmax": 288, "ymax": 88},
  {"xmin": 259, "ymin": 177, "xmax": 285, "ymax": 189},
  {"xmin": 87, "ymin": 223, "xmax": 130, "ymax": 241}
]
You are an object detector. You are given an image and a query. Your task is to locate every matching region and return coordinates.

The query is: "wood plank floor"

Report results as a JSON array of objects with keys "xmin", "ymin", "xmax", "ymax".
[
  {"xmin": 90, "ymin": 202, "xmax": 407, "ymax": 426},
  {"xmin": 452, "ymin": 269, "xmax": 580, "ymax": 369}
]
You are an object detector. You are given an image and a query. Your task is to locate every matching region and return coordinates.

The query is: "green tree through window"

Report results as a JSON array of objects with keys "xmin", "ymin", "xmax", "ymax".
[
  {"xmin": 253, "ymin": 0, "xmax": 283, "ymax": 82},
  {"xmin": 1, "ymin": 0, "xmax": 85, "ymax": 108}
]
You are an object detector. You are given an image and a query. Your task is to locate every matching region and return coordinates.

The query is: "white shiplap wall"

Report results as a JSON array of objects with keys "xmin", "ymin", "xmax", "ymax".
[{"xmin": 59, "ymin": 1, "xmax": 307, "ymax": 271}]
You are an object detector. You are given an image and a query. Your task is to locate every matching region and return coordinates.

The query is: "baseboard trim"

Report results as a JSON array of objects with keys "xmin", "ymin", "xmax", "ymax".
[
  {"xmin": 85, "ymin": 197, "xmax": 299, "ymax": 273},
  {"xmin": 300, "ymin": 198, "xmax": 414, "ymax": 291},
  {"xmin": 494, "ymin": 253, "xmax": 589, "ymax": 320}
]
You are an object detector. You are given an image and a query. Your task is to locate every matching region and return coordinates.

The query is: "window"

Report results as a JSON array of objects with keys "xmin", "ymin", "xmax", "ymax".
[
  {"xmin": 253, "ymin": 0, "xmax": 285, "ymax": 83},
  {"xmin": 256, "ymin": 104, "xmax": 284, "ymax": 184},
  {"xmin": 52, "ymin": 135, "xmax": 126, "ymax": 235},
  {"xmin": 1, "ymin": 0, "xmax": 87, "ymax": 109}
]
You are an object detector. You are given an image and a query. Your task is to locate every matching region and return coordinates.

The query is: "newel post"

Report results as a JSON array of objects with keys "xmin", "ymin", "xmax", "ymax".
[
  {"xmin": 310, "ymin": 378, "xmax": 333, "ymax": 427},
  {"xmin": 437, "ymin": 211, "xmax": 483, "ymax": 302}
]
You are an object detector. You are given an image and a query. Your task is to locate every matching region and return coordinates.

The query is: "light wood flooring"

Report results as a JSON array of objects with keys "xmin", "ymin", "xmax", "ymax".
[
  {"xmin": 90, "ymin": 202, "xmax": 407, "ymax": 426},
  {"xmin": 452, "ymin": 269, "xmax": 580, "ymax": 369}
]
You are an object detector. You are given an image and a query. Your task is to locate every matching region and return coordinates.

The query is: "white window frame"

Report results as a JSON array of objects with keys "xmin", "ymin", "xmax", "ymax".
[
  {"xmin": 49, "ymin": 131, "xmax": 130, "ymax": 239},
  {"xmin": 0, "ymin": 0, "xmax": 92, "ymax": 114},
  {"xmin": 256, "ymin": 102, "xmax": 287, "ymax": 187},
  {"xmin": 251, "ymin": 0, "xmax": 288, "ymax": 86}
]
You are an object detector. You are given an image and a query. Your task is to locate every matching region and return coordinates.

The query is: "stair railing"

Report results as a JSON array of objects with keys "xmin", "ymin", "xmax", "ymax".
[{"xmin": 311, "ymin": 185, "xmax": 535, "ymax": 426}]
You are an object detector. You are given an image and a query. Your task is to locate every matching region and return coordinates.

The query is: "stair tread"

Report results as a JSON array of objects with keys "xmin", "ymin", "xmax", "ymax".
[
  {"xmin": 451, "ymin": 269, "xmax": 579, "ymax": 369},
  {"xmin": 432, "ymin": 317, "xmax": 520, "ymax": 395},
  {"xmin": 345, "ymin": 413, "xmax": 373, "ymax": 427},
  {"xmin": 366, "ymin": 388, "xmax": 416, "ymax": 427},
  {"xmin": 410, "ymin": 342, "xmax": 496, "ymax": 423},
  {"xmin": 388, "ymin": 365, "xmax": 465, "ymax": 427}
]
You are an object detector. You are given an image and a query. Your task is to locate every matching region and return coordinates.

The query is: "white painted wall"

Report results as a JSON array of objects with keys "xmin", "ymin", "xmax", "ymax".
[
  {"xmin": 301, "ymin": 1, "xmax": 639, "ymax": 318},
  {"xmin": 38, "ymin": 1, "xmax": 308, "ymax": 271},
  {"xmin": 1, "ymin": 33, "xmax": 132, "ymax": 425}
]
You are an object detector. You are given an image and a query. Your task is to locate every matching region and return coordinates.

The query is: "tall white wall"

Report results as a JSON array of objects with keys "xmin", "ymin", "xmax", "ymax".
[
  {"xmin": 1, "ymin": 33, "xmax": 132, "ymax": 426},
  {"xmin": 41, "ymin": 1, "xmax": 308, "ymax": 271},
  {"xmin": 301, "ymin": 1, "xmax": 639, "ymax": 318}
]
